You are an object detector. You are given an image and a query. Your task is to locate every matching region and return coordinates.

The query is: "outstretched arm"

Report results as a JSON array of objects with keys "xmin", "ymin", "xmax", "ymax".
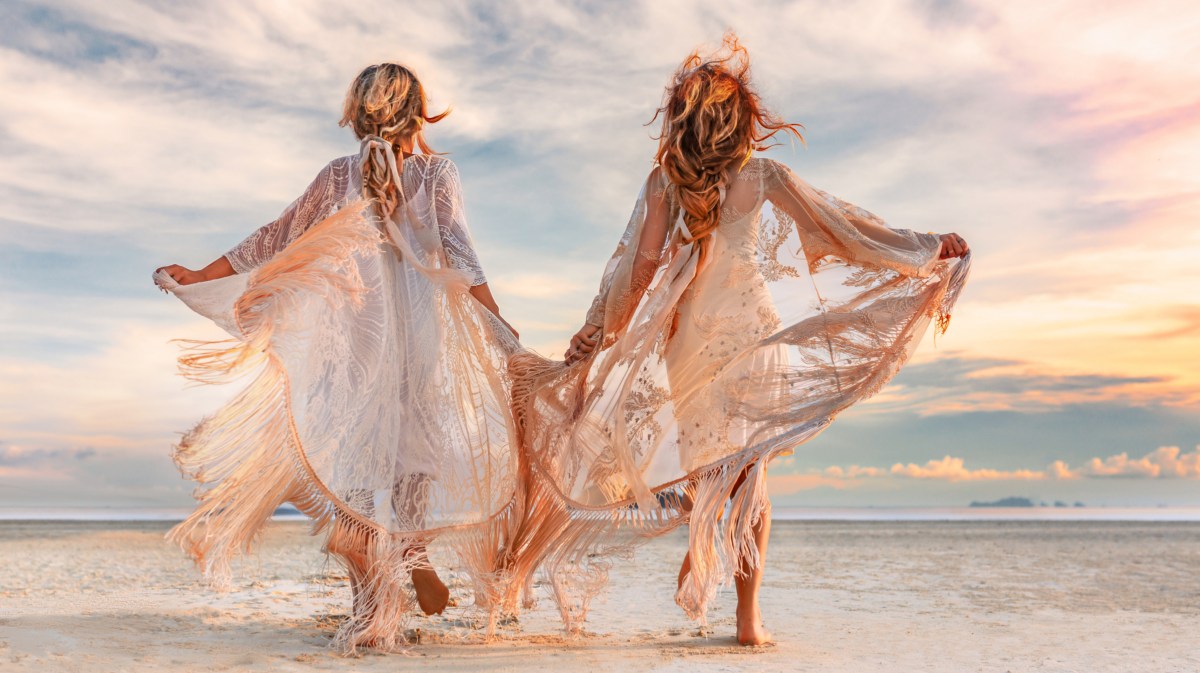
[
  {"xmin": 155, "ymin": 161, "xmax": 344, "ymax": 287},
  {"xmin": 567, "ymin": 168, "xmax": 672, "ymax": 363},
  {"xmin": 764, "ymin": 159, "xmax": 967, "ymax": 277},
  {"xmin": 156, "ymin": 256, "xmax": 235, "ymax": 288}
]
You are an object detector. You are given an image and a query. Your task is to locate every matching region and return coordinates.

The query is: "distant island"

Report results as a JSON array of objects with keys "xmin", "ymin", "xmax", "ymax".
[
  {"xmin": 970, "ymin": 497, "xmax": 1035, "ymax": 507},
  {"xmin": 970, "ymin": 497, "xmax": 1086, "ymax": 508}
]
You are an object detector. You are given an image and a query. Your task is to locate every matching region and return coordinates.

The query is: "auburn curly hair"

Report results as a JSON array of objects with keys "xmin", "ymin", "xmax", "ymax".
[{"xmin": 652, "ymin": 34, "xmax": 804, "ymax": 246}]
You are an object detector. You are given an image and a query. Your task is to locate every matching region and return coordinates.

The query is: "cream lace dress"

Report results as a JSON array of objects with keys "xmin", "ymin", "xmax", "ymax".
[
  {"xmin": 157, "ymin": 147, "xmax": 522, "ymax": 651},
  {"xmin": 509, "ymin": 157, "xmax": 971, "ymax": 629}
]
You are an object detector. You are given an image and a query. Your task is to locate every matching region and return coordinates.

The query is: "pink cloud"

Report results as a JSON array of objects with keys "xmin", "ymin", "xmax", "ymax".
[
  {"xmin": 1075, "ymin": 446, "xmax": 1200, "ymax": 478},
  {"xmin": 888, "ymin": 456, "xmax": 1046, "ymax": 482},
  {"xmin": 823, "ymin": 465, "xmax": 885, "ymax": 479},
  {"xmin": 1048, "ymin": 460, "xmax": 1078, "ymax": 480},
  {"xmin": 774, "ymin": 446, "xmax": 1200, "ymax": 488},
  {"xmin": 0, "ymin": 465, "xmax": 74, "ymax": 482},
  {"xmin": 766, "ymin": 473, "xmax": 852, "ymax": 495}
]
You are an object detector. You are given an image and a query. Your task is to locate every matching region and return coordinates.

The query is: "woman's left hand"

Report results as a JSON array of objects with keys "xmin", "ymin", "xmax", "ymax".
[{"xmin": 938, "ymin": 233, "xmax": 969, "ymax": 259}]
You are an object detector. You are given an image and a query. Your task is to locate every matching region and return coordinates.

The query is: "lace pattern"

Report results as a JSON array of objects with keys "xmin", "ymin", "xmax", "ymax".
[
  {"xmin": 165, "ymin": 149, "xmax": 509, "ymax": 653},
  {"xmin": 225, "ymin": 154, "xmax": 487, "ymax": 286},
  {"xmin": 511, "ymin": 155, "xmax": 971, "ymax": 629}
]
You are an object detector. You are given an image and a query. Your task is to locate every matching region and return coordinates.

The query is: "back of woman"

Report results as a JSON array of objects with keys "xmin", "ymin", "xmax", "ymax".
[
  {"xmin": 662, "ymin": 158, "xmax": 791, "ymax": 474},
  {"xmin": 156, "ymin": 63, "xmax": 523, "ymax": 653},
  {"xmin": 509, "ymin": 34, "xmax": 971, "ymax": 644}
]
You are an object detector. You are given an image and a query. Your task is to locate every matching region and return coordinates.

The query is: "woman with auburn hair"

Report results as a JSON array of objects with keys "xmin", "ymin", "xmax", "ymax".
[
  {"xmin": 154, "ymin": 63, "xmax": 522, "ymax": 651},
  {"xmin": 510, "ymin": 34, "xmax": 970, "ymax": 645}
]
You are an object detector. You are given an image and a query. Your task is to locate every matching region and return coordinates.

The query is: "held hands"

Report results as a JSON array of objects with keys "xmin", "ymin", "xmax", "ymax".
[
  {"xmin": 565, "ymin": 323, "xmax": 602, "ymax": 364},
  {"xmin": 938, "ymin": 233, "xmax": 970, "ymax": 259}
]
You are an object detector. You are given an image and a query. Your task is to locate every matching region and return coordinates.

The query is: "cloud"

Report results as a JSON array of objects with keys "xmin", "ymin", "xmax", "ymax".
[
  {"xmin": 0, "ymin": 440, "xmax": 97, "ymax": 486},
  {"xmin": 772, "ymin": 446, "xmax": 1200, "ymax": 491},
  {"xmin": 863, "ymin": 354, "xmax": 1192, "ymax": 416},
  {"xmin": 765, "ymin": 473, "xmax": 851, "ymax": 495},
  {"xmin": 0, "ymin": 305, "xmax": 234, "ymax": 470},
  {"xmin": 1074, "ymin": 446, "xmax": 1200, "ymax": 479},
  {"xmin": 1047, "ymin": 460, "xmax": 1077, "ymax": 480},
  {"xmin": 0, "ymin": 442, "xmax": 96, "ymax": 466},
  {"xmin": 823, "ymin": 465, "xmax": 886, "ymax": 479},
  {"xmin": 888, "ymin": 456, "xmax": 1046, "ymax": 481}
]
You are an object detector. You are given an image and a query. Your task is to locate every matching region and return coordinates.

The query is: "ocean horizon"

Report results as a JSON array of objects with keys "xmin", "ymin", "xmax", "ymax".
[{"xmin": 3, "ymin": 505, "xmax": 1200, "ymax": 523}]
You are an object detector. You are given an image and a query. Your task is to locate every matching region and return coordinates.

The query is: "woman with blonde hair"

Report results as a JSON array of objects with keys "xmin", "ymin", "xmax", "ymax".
[
  {"xmin": 511, "ymin": 34, "xmax": 970, "ymax": 645},
  {"xmin": 155, "ymin": 63, "xmax": 522, "ymax": 651}
]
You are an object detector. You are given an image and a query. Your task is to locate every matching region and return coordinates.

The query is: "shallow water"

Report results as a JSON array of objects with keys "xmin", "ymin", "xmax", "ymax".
[{"xmin": 1, "ymin": 520, "xmax": 1197, "ymax": 672}]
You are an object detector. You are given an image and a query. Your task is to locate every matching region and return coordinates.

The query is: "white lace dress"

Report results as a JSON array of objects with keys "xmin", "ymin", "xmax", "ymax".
[
  {"xmin": 222, "ymin": 154, "xmax": 488, "ymax": 488},
  {"xmin": 157, "ymin": 149, "xmax": 522, "ymax": 651},
  {"xmin": 224, "ymin": 154, "xmax": 487, "ymax": 284}
]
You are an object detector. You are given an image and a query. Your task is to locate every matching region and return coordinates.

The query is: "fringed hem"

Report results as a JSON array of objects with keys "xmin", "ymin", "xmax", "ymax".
[
  {"xmin": 168, "ymin": 203, "xmax": 381, "ymax": 585},
  {"xmin": 506, "ymin": 351, "xmax": 809, "ymax": 631},
  {"xmin": 166, "ymin": 202, "xmax": 522, "ymax": 653},
  {"xmin": 505, "ymin": 253, "xmax": 973, "ymax": 632}
]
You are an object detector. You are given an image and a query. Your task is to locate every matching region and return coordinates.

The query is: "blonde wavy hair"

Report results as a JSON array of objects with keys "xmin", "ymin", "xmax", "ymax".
[
  {"xmin": 340, "ymin": 63, "xmax": 449, "ymax": 218},
  {"xmin": 652, "ymin": 34, "xmax": 804, "ymax": 245}
]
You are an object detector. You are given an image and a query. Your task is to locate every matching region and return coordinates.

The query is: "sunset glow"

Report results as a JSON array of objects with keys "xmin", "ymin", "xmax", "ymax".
[{"xmin": 1, "ymin": 0, "xmax": 1197, "ymax": 508}]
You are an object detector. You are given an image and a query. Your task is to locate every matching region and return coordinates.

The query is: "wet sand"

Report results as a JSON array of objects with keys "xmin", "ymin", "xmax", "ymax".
[{"xmin": 1, "ymin": 519, "xmax": 1197, "ymax": 672}]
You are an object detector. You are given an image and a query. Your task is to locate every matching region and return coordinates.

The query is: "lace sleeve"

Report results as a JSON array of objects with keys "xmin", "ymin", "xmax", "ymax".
[
  {"xmin": 763, "ymin": 159, "xmax": 942, "ymax": 277},
  {"xmin": 431, "ymin": 160, "xmax": 487, "ymax": 287},
  {"xmin": 224, "ymin": 160, "xmax": 345, "ymax": 274},
  {"xmin": 584, "ymin": 168, "xmax": 671, "ymax": 329}
]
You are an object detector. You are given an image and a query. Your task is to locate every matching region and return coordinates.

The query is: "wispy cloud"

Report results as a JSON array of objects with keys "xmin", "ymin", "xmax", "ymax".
[
  {"xmin": 862, "ymin": 355, "xmax": 1189, "ymax": 416},
  {"xmin": 0, "ymin": 441, "xmax": 95, "ymax": 466},
  {"xmin": 0, "ymin": 440, "xmax": 96, "ymax": 486}
]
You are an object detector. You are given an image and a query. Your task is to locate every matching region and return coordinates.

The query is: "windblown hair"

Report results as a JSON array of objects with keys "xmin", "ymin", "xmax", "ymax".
[
  {"xmin": 340, "ymin": 63, "xmax": 449, "ymax": 218},
  {"xmin": 652, "ymin": 34, "xmax": 804, "ymax": 244}
]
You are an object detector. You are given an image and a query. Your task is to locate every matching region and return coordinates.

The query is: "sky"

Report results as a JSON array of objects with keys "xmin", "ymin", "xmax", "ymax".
[{"xmin": 1, "ymin": 0, "xmax": 1198, "ymax": 510}]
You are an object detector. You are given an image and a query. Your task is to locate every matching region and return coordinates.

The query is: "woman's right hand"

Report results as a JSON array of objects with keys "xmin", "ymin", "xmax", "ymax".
[
  {"xmin": 155, "ymin": 264, "xmax": 206, "ymax": 288},
  {"xmin": 565, "ymin": 323, "xmax": 602, "ymax": 364}
]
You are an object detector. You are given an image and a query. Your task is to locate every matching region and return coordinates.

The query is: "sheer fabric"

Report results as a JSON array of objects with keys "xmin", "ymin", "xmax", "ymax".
[
  {"xmin": 508, "ymin": 157, "xmax": 971, "ymax": 629},
  {"xmin": 157, "ymin": 148, "xmax": 519, "ymax": 651},
  {"xmin": 224, "ymin": 154, "xmax": 487, "ymax": 285}
]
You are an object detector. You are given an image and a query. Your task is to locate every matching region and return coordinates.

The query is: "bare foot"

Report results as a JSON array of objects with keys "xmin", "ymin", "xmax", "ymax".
[
  {"xmin": 411, "ymin": 567, "xmax": 450, "ymax": 616},
  {"xmin": 736, "ymin": 606, "xmax": 771, "ymax": 646},
  {"xmin": 677, "ymin": 552, "xmax": 691, "ymax": 591}
]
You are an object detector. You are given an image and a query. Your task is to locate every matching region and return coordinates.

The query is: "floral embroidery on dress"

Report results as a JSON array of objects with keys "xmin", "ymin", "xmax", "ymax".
[
  {"xmin": 759, "ymin": 205, "xmax": 802, "ymax": 282},
  {"xmin": 510, "ymin": 154, "xmax": 969, "ymax": 631}
]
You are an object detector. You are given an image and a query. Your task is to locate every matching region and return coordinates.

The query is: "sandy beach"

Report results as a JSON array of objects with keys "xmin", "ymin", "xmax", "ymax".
[{"xmin": 1, "ymin": 519, "xmax": 1197, "ymax": 672}]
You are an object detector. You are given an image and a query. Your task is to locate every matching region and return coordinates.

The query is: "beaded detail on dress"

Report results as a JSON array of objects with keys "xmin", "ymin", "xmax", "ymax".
[{"xmin": 509, "ymin": 156, "xmax": 971, "ymax": 629}]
